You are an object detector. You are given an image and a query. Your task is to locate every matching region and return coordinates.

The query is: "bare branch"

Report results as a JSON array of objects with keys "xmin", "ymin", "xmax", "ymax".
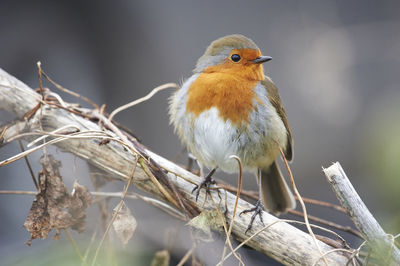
[{"xmin": 323, "ymin": 162, "xmax": 400, "ymax": 265}]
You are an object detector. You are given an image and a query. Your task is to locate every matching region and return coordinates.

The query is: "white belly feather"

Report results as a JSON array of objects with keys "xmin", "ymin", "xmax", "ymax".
[{"xmin": 169, "ymin": 75, "xmax": 287, "ymax": 173}]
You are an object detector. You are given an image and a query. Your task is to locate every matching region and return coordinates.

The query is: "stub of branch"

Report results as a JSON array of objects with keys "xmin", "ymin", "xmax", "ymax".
[
  {"xmin": 0, "ymin": 68, "xmax": 349, "ymax": 265},
  {"xmin": 323, "ymin": 162, "xmax": 400, "ymax": 265}
]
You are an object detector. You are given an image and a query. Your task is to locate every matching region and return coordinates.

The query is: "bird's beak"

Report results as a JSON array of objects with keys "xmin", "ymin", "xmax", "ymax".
[{"xmin": 251, "ymin": 56, "xmax": 272, "ymax": 64}]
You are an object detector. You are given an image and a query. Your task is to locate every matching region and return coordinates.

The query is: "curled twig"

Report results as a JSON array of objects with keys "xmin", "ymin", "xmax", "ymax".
[
  {"xmin": 219, "ymin": 155, "xmax": 244, "ymax": 266},
  {"xmin": 275, "ymin": 141, "xmax": 328, "ymax": 266},
  {"xmin": 109, "ymin": 83, "xmax": 178, "ymax": 121}
]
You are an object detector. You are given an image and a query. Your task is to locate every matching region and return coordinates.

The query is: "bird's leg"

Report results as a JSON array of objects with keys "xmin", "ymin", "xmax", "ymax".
[
  {"xmin": 240, "ymin": 169, "xmax": 265, "ymax": 234},
  {"xmin": 192, "ymin": 167, "xmax": 218, "ymax": 201},
  {"xmin": 240, "ymin": 200, "xmax": 265, "ymax": 234},
  {"xmin": 187, "ymin": 153, "xmax": 197, "ymax": 174}
]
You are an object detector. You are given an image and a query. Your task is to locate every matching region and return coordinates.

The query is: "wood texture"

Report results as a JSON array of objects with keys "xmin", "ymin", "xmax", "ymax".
[
  {"xmin": 324, "ymin": 162, "xmax": 400, "ymax": 265},
  {"xmin": 0, "ymin": 68, "xmax": 348, "ymax": 265}
]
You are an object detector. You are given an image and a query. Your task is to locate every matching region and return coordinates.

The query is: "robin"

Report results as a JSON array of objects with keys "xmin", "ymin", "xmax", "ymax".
[{"xmin": 169, "ymin": 34, "xmax": 295, "ymax": 232}]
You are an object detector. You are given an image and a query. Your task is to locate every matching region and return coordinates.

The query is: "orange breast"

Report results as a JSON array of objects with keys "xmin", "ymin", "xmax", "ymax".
[{"xmin": 186, "ymin": 59, "xmax": 264, "ymax": 125}]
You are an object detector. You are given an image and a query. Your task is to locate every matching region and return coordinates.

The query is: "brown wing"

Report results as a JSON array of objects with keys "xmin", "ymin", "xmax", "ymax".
[{"xmin": 261, "ymin": 77, "xmax": 293, "ymax": 161}]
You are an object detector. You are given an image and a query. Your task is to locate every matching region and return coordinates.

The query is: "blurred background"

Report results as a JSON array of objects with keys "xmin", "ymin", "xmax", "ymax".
[{"xmin": 1, "ymin": 0, "xmax": 400, "ymax": 265}]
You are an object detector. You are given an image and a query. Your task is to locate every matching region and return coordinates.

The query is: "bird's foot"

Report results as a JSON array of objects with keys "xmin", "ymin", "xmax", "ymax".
[
  {"xmin": 191, "ymin": 168, "xmax": 217, "ymax": 201},
  {"xmin": 240, "ymin": 200, "xmax": 265, "ymax": 234}
]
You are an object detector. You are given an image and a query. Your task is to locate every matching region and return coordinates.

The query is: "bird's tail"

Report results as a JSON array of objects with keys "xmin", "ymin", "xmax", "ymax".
[{"xmin": 260, "ymin": 161, "xmax": 296, "ymax": 214}]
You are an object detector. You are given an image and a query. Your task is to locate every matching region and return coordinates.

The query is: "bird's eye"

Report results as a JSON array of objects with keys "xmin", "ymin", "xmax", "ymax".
[{"xmin": 230, "ymin": 54, "xmax": 241, "ymax": 62}]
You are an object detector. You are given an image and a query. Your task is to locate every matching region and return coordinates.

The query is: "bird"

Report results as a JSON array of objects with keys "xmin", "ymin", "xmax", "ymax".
[{"xmin": 169, "ymin": 34, "xmax": 295, "ymax": 232}]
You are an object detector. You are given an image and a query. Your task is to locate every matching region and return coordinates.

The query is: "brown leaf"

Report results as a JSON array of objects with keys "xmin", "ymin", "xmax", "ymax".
[
  {"xmin": 69, "ymin": 180, "xmax": 92, "ymax": 232},
  {"xmin": 187, "ymin": 210, "xmax": 225, "ymax": 242},
  {"xmin": 112, "ymin": 201, "xmax": 137, "ymax": 245},
  {"xmin": 24, "ymin": 155, "xmax": 92, "ymax": 245}
]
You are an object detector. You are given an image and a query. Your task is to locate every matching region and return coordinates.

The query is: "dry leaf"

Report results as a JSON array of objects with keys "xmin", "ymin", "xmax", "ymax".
[
  {"xmin": 187, "ymin": 210, "xmax": 225, "ymax": 242},
  {"xmin": 69, "ymin": 180, "xmax": 92, "ymax": 232},
  {"xmin": 112, "ymin": 201, "xmax": 137, "ymax": 245},
  {"xmin": 24, "ymin": 155, "xmax": 92, "ymax": 245},
  {"xmin": 150, "ymin": 250, "xmax": 170, "ymax": 266}
]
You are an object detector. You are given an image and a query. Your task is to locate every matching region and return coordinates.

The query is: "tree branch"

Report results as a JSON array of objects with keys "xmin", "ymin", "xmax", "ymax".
[
  {"xmin": 323, "ymin": 162, "xmax": 400, "ymax": 265},
  {"xmin": 0, "ymin": 68, "xmax": 348, "ymax": 265}
]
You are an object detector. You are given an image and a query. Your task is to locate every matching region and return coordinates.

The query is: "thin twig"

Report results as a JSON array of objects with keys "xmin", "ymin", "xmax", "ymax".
[
  {"xmin": 40, "ymin": 69, "xmax": 99, "ymax": 109},
  {"xmin": 227, "ymin": 155, "xmax": 243, "ymax": 235},
  {"xmin": 2, "ymin": 127, "xmax": 134, "ymax": 183},
  {"xmin": 0, "ymin": 129, "xmax": 131, "ymax": 167},
  {"xmin": 209, "ymin": 192, "xmax": 244, "ymax": 266},
  {"xmin": 0, "ymin": 190, "xmax": 36, "ymax": 195},
  {"xmin": 90, "ymin": 110, "xmax": 141, "ymax": 156},
  {"xmin": 84, "ymin": 226, "xmax": 99, "ymax": 262},
  {"xmin": 218, "ymin": 182, "xmax": 346, "ymax": 213},
  {"xmin": 177, "ymin": 246, "xmax": 195, "ymax": 266},
  {"xmin": 0, "ymin": 135, "xmax": 84, "ymax": 167},
  {"xmin": 26, "ymin": 125, "xmax": 81, "ymax": 147},
  {"xmin": 312, "ymin": 248, "xmax": 356, "ymax": 266},
  {"xmin": 217, "ymin": 218, "xmax": 353, "ymax": 266},
  {"xmin": 220, "ymin": 155, "xmax": 244, "ymax": 266},
  {"xmin": 158, "ymin": 166, "xmax": 198, "ymax": 186},
  {"xmin": 289, "ymin": 209, "xmax": 362, "ymax": 239},
  {"xmin": 217, "ymin": 181, "xmax": 360, "ymax": 238},
  {"xmin": 299, "ymin": 196, "xmax": 346, "ymax": 213},
  {"xmin": 147, "ymin": 157, "xmax": 192, "ymax": 218},
  {"xmin": 65, "ymin": 229, "xmax": 88, "ymax": 266},
  {"xmin": 216, "ymin": 182, "xmax": 258, "ymax": 200},
  {"xmin": 92, "ymin": 191, "xmax": 185, "ymax": 220},
  {"xmin": 217, "ymin": 218, "xmax": 292, "ymax": 266},
  {"xmin": 276, "ymin": 142, "xmax": 328, "ymax": 266},
  {"xmin": 108, "ymin": 83, "xmax": 178, "ymax": 121},
  {"xmin": 91, "ymin": 156, "xmax": 139, "ymax": 266},
  {"xmin": 17, "ymin": 139, "xmax": 39, "ymax": 190},
  {"xmin": 46, "ymin": 91, "xmax": 91, "ymax": 130},
  {"xmin": 139, "ymin": 158, "xmax": 180, "ymax": 209},
  {"xmin": 0, "ymin": 125, "xmax": 7, "ymax": 142},
  {"xmin": 346, "ymin": 240, "xmax": 368, "ymax": 266},
  {"xmin": 37, "ymin": 62, "xmax": 45, "ymax": 101},
  {"xmin": 36, "ymin": 62, "xmax": 47, "ymax": 157}
]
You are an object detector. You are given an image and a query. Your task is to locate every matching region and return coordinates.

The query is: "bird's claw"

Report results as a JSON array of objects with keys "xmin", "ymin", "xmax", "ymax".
[
  {"xmin": 191, "ymin": 176, "xmax": 216, "ymax": 201},
  {"xmin": 191, "ymin": 168, "xmax": 217, "ymax": 201},
  {"xmin": 240, "ymin": 200, "xmax": 265, "ymax": 234}
]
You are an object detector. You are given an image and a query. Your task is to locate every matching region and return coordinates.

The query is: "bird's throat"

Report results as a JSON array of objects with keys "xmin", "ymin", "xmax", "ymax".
[{"xmin": 186, "ymin": 72, "xmax": 260, "ymax": 125}]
